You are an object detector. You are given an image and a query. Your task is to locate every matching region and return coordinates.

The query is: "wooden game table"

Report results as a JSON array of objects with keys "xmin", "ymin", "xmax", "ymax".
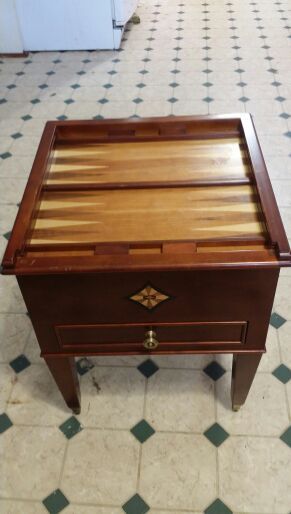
[{"xmin": 2, "ymin": 114, "xmax": 291, "ymax": 413}]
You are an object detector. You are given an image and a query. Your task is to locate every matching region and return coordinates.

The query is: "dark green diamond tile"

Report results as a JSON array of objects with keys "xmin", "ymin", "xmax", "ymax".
[
  {"xmin": 53, "ymin": 59, "xmax": 62, "ymax": 63},
  {"xmin": 16, "ymin": 71, "xmax": 25, "ymax": 76},
  {"xmin": 204, "ymin": 423, "xmax": 229, "ymax": 447},
  {"xmin": 235, "ymin": 68, "xmax": 245, "ymax": 73},
  {"xmin": 133, "ymin": 97, "xmax": 143, "ymax": 104},
  {"xmin": 43, "ymin": 489, "xmax": 69, "ymax": 514},
  {"xmin": 204, "ymin": 498, "xmax": 233, "ymax": 514},
  {"xmin": 234, "ymin": 56, "xmax": 242, "ymax": 61},
  {"xmin": 122, "ymin": 494, "xmax": 150, "ymax": 514},
  {"xmin": 99, "ymin": 98, "xmax": 109, "ymax": 104},
  {"xmin": 0, "ymin": 98, "xmax": 7, "ymax": 104},
  {"xmin": 64, "ymin": 98, "xmax": 74, "ymax": 104},
  {"xmin": 203, "ymin": 96, "xmax": 214, "ymax": 103},
  {"xmin": 38, "ymin": 83, "xmax": 48, "ymax": 90},
  {"xmin": 3, "ymin": 231, "xmax": 11, "ymax": 240},
  {"xmin": 137, "ymin": 82, "xmax": 146, "ymax": 89},
  {"xmin": 59, "ymin": 416, "xmax": 82, "ymax": 439},
  {"xmin": 46, "ymin": 70, "xmax": 55, "ymax": 76},
  {"xmin": 203, "ymin": 81, "xmax": 213, "ymax": 87},
  {"xmin": 0, "ymin": 152, "xmax": 12, "ymax": 159},
  {"xmin": 57, "ymin": 115, "xmax": 68, "ymax": 121},
  {"xmin": 275, "ymin": 96, "xmax": 286, "ymax": 102},
  {"xmin": 280, "ymin": 426, "xmax": 291, "ymax": 448},
  {"xmin": 0, "ymin": 413, "xmax": 13, "ymax": 434},
  {"xmin": 82, "ymin": 59, "xmax": 91, "ymax": 63},
  {"xmin": 11, "ymin": 132, "xmax": 23, "ymax": 139},
  {"xmin": 272, "ymin": 364, "xmax": 291, "ymax": 384},
  {"xmin": 139, "ymin": 70, "xmax": 149, "ymax": 75},
  {"xmin": 131, "ymin": 419, "xmax": 155, "ymax": 443},
  {"xmin": 138, "ymin": 359, "xmax": 159, "ymax": 378},
  {"xmin": 22, "ymin": 114, "xmax": 32, "ymax": 121},
  {"xmin": 169, "ymin": 82, "xmax": 179, "ymax": 88},
  {"xmin": 265, "ymin": 56, "xmax": 274, "ymax": 61},
  {"xmin": 279, "ymin": 113, "xmax": 291, "ymax": 119},
  {"xmin": 7, "ymin": 84, "xmax": 16, "ymax": 89},
  {"xmin": 76, "ymin": 357, "xmax": 94, "ymax": 376},
  {"xmin": 24, "ymin": 59, "xmax": 32, "ymax": 64},
  {"xmin": 103, "ymin": 83, "xmax": 114, "ymax": 89},
  {"xmin": 70, "ymin": 83, "xmax": 80, "ymax": 89},
  {"xmin": 239, "ymin": 96, "xmax": 250, "ymax": 103},
  {"xmin": 270, "ymin": 312, "xmax": 286, "ymax": 329},
  {"xmin": 77, "ymin": 70, "xmax": 86, "ymax": 76},
  {"xmin": 108, "ymin": 70, "xmax": 117, "ymax": 75},
  {"xmin": 92, "ymin": 114, "xmax": 104, "ymax": 120},
  {"xmin": 9, "ymin": 354, "xmax": 31, "ymax": 373},
  {"xmin": 142, "ymin": 58, "xmax": 151, "ymax": 63},
  {"xmin": 171, "ymin": 69, "xmax": 180, "ymax": 74},
  {"xmin": 284, "ymin": 131, "xmax": 291, "ymax": 138},
  {"xmin": 31, "ymin": 98, "xmax": 40, "ymax": 104},
  {"xmin": 237, "ymin": 81, "xmax": 247, "ymax": 87},
  {"xmin": 204, "ymin": 361, "xmax": 226, "ymax": 381},
  {"xmin": 112, "ymin": 58, "xmax": 121, "ymax": 63},
  {"xmin": 168, "ymin": 97, "xmax": 178, "ymax": 103},
  {"xmin": 271, "ymin": 80, "xmax": 281, "ymax": 86},
  {"xmin": 268, "ymin": 68, "xmax": 278, "ymax": 73}
]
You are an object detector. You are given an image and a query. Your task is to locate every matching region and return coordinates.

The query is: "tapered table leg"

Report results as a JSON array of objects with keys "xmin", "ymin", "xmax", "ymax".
[
  {"xmin": 231, "ymin": 353, "xmax": 262, "ymax": 411},
  {"xmin": 44, "ymin": 356, "xmax": 81, "ymax": 414}
]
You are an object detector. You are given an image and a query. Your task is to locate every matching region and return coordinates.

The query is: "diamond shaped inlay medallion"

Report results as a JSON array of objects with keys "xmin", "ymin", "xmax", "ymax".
[{"xmin": 129, "ymin": 284, "xmax": 170, "ymax": 310}]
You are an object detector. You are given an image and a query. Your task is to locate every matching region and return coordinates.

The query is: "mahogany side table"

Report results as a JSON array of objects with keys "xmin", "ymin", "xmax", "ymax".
[{"xmin": 2, "ymin": 114, "xmax": 291, "ymax": 413}]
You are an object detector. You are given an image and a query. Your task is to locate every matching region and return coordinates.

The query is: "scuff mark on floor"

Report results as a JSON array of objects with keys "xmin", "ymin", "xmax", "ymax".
[{"xmin": 92, "ymin": 376, "xmax": 101, "ymax": 394}]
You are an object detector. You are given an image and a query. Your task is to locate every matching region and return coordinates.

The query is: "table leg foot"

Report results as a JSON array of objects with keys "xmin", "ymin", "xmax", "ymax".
[
  {"xmin": 231, "ymin": 353, "xmax": 262, "ymax": 410},
  {"xmin": 44, "ymin": 355, "xmax": 81, "ymax": 413}
]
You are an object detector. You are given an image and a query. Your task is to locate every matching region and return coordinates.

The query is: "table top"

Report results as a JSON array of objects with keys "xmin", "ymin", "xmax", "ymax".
[{"xmin": 2, "ymin": 115, "xmax": 291, "ymax": 274}]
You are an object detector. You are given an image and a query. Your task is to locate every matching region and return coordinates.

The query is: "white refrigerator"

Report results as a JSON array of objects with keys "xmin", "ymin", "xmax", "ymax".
[{"xmin": 10, "ymin": 0, "xmax": 139, "ymax": 51}]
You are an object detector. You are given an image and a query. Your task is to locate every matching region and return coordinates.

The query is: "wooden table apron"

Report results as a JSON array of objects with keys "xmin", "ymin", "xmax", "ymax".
[{"xmin": 17, "ymin": 267, "xmax": 279, "ymax": 413}]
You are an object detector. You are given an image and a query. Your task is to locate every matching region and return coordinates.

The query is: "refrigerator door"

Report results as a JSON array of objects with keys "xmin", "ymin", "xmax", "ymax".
[{"xmin": 113, "ymin": 0, "xmax": 138, "ymax": 26}]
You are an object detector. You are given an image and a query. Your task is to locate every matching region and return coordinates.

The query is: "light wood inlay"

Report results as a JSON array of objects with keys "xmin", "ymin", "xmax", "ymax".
[
  {"xmin": 28, "ymin": 185, "xmax": 266, "ymax": 245},
  {"xmin": 45, "ymin": 138, "xmax": 251, "ymax": 185}
]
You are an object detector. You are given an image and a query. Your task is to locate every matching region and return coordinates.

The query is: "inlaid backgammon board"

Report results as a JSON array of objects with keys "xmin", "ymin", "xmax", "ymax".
[{"xmin": 2, "ymin": 114, "xmax": 291, "ymax": 413}]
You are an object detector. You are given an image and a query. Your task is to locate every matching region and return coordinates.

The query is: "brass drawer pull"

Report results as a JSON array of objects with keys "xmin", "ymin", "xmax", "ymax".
[{"xmin": 143, "ymin": 329, "xmax": 159, "ymax": 350}]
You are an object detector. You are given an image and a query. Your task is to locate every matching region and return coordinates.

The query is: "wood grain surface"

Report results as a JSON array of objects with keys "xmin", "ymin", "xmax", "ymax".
[
  {"xmin": 45, "ymin": 137, "xmax": 251, "ymax": 185},
  {"xmin": 28, "ymin": 184, "xmax": 266, "ymax": 245}
]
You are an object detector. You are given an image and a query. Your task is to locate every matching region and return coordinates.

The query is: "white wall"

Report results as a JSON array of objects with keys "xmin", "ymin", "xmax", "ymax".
[{"xmin": 0, "ymin": 0, "xmax": 23, "ymax": 53}]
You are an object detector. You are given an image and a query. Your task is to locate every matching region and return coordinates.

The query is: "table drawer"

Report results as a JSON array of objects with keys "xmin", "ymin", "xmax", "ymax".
[{"xmin": 55, "ymin": 321, "xmax": 247, "ymax": 354}]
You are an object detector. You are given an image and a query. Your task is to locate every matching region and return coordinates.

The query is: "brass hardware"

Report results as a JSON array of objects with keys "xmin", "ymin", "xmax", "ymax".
[{"xmin": 143, "ymin": 329, "xmax": 159, "ymax": 350}]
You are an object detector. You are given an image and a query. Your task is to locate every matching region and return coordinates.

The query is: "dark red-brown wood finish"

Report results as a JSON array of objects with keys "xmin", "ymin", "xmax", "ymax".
[{"xmin": 2, "ymin": 115, "xmax": 291, "ymax": 413}]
